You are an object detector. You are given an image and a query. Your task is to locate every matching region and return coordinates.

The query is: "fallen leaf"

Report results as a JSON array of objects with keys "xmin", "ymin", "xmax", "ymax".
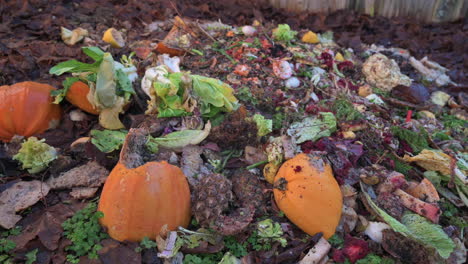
[
  {"xmin": 98, "ymin": 239, "xmax": 141, "ymax": 264},
  {"xmin": 0, "ymin": 180, "xmax": 50, "ymax": 229},
  {"xmin": 10, "ymin": 203, "xmax": 85, "ymax": 251},
  {"xmin": 46, "ymin": 161, "xmax": 109, "ymax": 190}
]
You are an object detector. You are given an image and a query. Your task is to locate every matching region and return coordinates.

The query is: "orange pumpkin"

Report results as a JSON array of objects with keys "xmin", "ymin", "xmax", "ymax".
[
  {"xmin": 273, "ymin": 153, "xmax": 342, "ymax": 239},
  {"xmin": 98, "ymin": 128, "xmax": 191, "ymax": 242},
  {"xmin": 66, "ymin": 81, "xmax": 100, "ymax": 115},
  {"xmin": 0, "ymin": 81, "xmax": 61, "ymax": 142}
]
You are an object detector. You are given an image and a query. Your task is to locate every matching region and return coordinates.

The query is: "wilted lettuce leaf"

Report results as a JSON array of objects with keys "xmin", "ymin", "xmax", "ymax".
[
  {"xmin": 51, "ymin": 77, "xmax": 80, "ymax": 104},
  {"xmin": 362, "ymin": 185, "xmax": 455, "ymax": 259},
  {"xmin": 287, "ymin": 112, "xmax": 336, "ymax": 143},
  {"xmin": 252, "ymin": 114, "xmax": 272, "ymax": 137},
  {"xmin": 148, "ymin": 121, "xmax": 211, "ymax": 150},
  {"xmin": 13, "ymin": 137, "xmax": 57, "ymax": 174},
  {"xmin": 151, "ymin": 72, "xmax": 239, "ymax": 118},
  {"xmin": 154, "ymin": 72, "xmax": 187, "ymax": 117},
  {"xmin": 192, "ymin": 75, "xmax": 239, "ymax": 118},
  {"xmin": 115, "ymin": 68, "xmax": 135, "ymax": 99},
  {"xmin": 95, "ymin": 53, "xmax": 117, "ymax": 108},
  {"xmin": 82, "ymin": 46, "xmax": 105, "ymax": 61},
  {"xmin": 401, "ymin": 213, "xmax": 455, "ymax": 259},
  {"xmin": 90, "ymin": 129, "xmax": 127, "ymax": 153}
]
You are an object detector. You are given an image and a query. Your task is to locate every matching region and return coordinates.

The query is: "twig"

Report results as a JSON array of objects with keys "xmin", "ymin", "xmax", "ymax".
[{"xmin": 196, "ymin": 21, "xmax": 217, "ymax": 42}]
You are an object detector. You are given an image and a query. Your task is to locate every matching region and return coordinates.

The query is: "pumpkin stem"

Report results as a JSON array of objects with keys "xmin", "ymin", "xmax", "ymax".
[
  {"xmin": 273, "ymin": 177, "xmax": 288, "ymax": 191},
  {"xmin": 119, "ymin": 128, "xmax": 148, "ymax": 168}
]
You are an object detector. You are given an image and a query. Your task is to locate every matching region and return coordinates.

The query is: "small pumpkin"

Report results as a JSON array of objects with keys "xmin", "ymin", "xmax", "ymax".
[
  {"xmin": 273, "ymin": 153, "xmax": 342, "ymax": 239},
  {"xmin": 0, "ymin": 82, "xmax": 61, "ymax": 142},
  {"xmin": 98, "ymin": 128, "xmax": 191, "ymax": 242},
  {"xmin": 66, "ymin": 81, "xmax": 100, "ymax": 115}
]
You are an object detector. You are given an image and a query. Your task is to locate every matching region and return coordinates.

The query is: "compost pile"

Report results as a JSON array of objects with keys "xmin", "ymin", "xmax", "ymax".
[{"xmin": 0, "ymin": 1, "xmax": 467, "ymax": 264}]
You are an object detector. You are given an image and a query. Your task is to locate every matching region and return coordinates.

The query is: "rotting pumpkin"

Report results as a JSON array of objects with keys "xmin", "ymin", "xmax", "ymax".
[
  {"xmin": 0, "ymin": 81, "xmax": 61, "ymax": 142},
  {"xmin": 65, "ymin": 81, "xmax": 100, "ymax": 115},
  {"xmin": 273, "ymin": 153, "xmax": 342, "ymax": 239},
  {"xmin": 98, "ymin": 128, "xmax": 191, "ymax": 242}
]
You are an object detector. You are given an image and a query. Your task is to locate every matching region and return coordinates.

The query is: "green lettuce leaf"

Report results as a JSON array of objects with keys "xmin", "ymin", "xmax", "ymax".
[
  {"xmin": 13, "ymin": 137, "xmax": 57, "ymax": 174},
  {"xmin": 49, "ymin": 47, "xmax": 104, "ymax": 76},
  {"xmin": 51, "ymin": 77, "xmax": 80, "ymax": 104},
  {"xmin": 192, "ymin": 75, "xmax": 239, "ymax": 118},
  {"xmin": 49, "ymin": 60, "xmax": 101, "ymax": 76},
  {"xmin": 90, "ymin": 129, "xmax": 127, "ymax": 153},
  {"xmin": 115, "ymin": 68, "xmax": 135, "ymax": 99},
  {"xmin": 401, "ymin": 213, "xmax": 455, "ymax": 259},
  {"xmin": 252, "ymin": 114, "xmax": 272, "ymax": 137},
  {"xmin": 362, "ymin": 184, "xmax": 455, "ymax": 259},
  {"xmin": 272, "ymin": 24, "xmax": 297, "ymax": 43},
  {"xmin": 287, "ymin": 112, "xmax": 336, "ymax": 143},
  {"xmin": 148, "ymin": 121, "xmax": 211, "ymax": 150},
  {"xmin": 82, "ymin": 46, "xmax": 105, "ymax": 61},
  {"xmin": 95, "ymin": 53, "xmax": 117, "ymax": 108}
]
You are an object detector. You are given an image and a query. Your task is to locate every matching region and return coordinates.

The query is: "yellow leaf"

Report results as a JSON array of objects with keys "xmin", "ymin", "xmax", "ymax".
[{"xmin": 403, "ymin": 149, "xmax": 453, "ymax": 175}]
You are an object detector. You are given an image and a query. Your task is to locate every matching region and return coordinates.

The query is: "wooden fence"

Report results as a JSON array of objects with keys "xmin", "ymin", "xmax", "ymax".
[{"xmin": 269, "ymin": 0, "xmax": 468, "ymax": 22}]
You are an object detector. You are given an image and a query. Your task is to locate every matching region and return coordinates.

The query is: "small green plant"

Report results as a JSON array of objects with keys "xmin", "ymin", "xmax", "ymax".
[
  {"xmin": 440, "ymin": 114, "xmax": 467, "ymax": 133},
  {"xmin": 183, "ymin": 252, "xmax": 224, "ymax": 264},
  {"xmin": 391, "ymin": 126, "xmax": 429, "ymax": 154},
  {"xmin": 328, "ymin": 234, "xmax": 344, "ymax": 248},
  {"xmin": 224, "ymin": 236, "xmax": 248, "ymax": 258},
  {"xmin": 135, "ymin": 237, "xmax": 158, "ymax": 253},
  {"xmin": 330, "ymin": 98, "xmax": 363, "ymax": 121},
  {"xmin": 0, "ymin": 226, "xmax": 21, "ymax": 263},
  {"xmin": 62, "ymin": 202, "xmax": 109, "ymax": 263},
  {"xmin": 355, "ymin": 253, "xmax": 395, "ymax": 264},
  {"xmin": 273, "ymin": 112, "xmax": 285, "ymax": 130},
  {"xmin": 236, "ymin": 87, "xmax": 258, "ymax": 106},
  {"xmin": 25, "ymin": 248, "xmax": 38, "ymax": 264}
]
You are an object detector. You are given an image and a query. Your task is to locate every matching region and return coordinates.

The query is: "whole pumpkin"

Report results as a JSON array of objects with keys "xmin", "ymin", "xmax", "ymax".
[
  {"xmin": 273, "ymin": 153, "xmax": 342, "ymax": 239},
  {"xmin": 0, "ymin": 82, "xmax": 61, "ymax": 142},
  {"xmin": 98, "ymin": 129, "xmax": 191, "ymax": 242},
  {"xmin": 66, "ymin": 81, "xmax": 100, "ymax": 115}
]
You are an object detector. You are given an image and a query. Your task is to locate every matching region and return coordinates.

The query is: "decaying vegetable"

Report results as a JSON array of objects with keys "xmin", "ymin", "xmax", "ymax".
[
  {"xmin": 13, "ymin": 137, "xmax": 57, "ymax": 174},
  {"xmin": 362, "ymin": 53, "xmax": 411, "ymax": 91},
  {"xmin": 65, "ymin": 81, "xmax": 100, "ymax": 115},
  {"xmin": 98, "ymin": 128, "xmax": 191, "ymax": 242},
  {"xmin": 102, "ymin": 28, "xmax": 125, "ymax": 48},
  {"xmin": 301, "ymin": 31, "xmax": 319, "ymax": 44},
  {"xmin": 272, "ymin": 24, "xmax": 297, "ymax": 44},
  {"xmin": 191, "ymin": 172, "xmax": 256, "ymax": 235},
  {"xmin": 61, "ymin": 27, "xmax": 88, "ymax": 46},
  {"xmin": 0, "ymin": 81, "xmax": 61, "ymax": 142},
  {"xmin": 142, "ymin": 65, "xmax": 239, "ymax": 118},
  {"xmin": 49, "ymin": 47, "xmax": 136, "ymax": 129},
  {"xmin": 273, "ymin": 153, "xmax": 342, "ymax": 238}
]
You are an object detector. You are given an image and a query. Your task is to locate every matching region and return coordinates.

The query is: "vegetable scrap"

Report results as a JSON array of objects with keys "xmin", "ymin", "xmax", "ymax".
[{"xmin": 0, "ymin": 3, "xmax": 467, "ymax": 264}]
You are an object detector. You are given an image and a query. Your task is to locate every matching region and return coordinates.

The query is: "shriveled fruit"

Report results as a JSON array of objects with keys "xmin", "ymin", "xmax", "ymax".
[
  {"xmin": 66, "ymin": 81, "xmax": 100, "ymax": 115},
  {"xmin": 102, "ymin": 28, "xmax": 125, "ymax": 48},
  {"xmin": 0, "ymin": 82, "xmax": 61, "ymax": 142},
  {"xmin": 273, "ymin": 153, "xmax": 342, "ymax": 238},
  {"xmin": 192, "ymin": 173, "xmax": 233, "ymax": 227}
]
